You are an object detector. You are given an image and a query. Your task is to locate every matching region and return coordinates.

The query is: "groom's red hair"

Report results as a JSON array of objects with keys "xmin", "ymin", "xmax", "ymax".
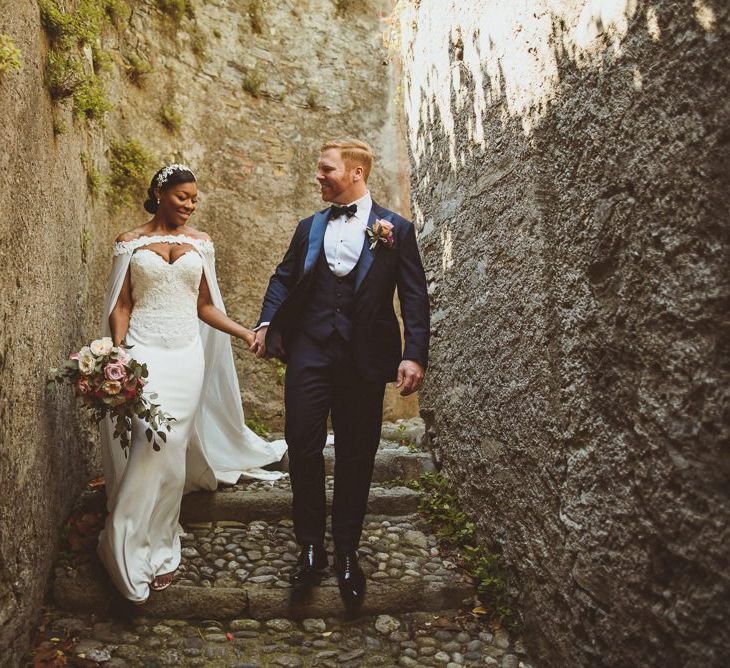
[{"xmin": 320, "ymin": 138, "xmax": 374, "ymax": 181}]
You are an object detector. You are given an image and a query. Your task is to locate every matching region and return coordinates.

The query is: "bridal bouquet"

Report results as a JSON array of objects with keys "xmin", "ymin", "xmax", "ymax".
[{"xmin": 48, "ymin": 337, "xmax": 175, "ymax": 454}]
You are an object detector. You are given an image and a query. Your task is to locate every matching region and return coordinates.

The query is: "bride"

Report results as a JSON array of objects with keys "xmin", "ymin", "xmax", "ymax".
[{"xmin": 97, "ymin": 164, "xmax": 286, "ymax": 603}]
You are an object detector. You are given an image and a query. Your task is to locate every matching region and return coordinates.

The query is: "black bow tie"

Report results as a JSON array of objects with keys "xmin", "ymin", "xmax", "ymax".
[{"xmin": 330, "ymin": 203, "xmax": 357, "ymax": 219}]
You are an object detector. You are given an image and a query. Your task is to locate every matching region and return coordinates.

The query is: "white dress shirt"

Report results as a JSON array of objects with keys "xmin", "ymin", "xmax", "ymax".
[
  {"xmin": 256, "ymin": 192, "xmax": 372, "ymax": 329},
  {"xmin": 324, "ymin": 191, "xmax": 372, "ymax": 277}
]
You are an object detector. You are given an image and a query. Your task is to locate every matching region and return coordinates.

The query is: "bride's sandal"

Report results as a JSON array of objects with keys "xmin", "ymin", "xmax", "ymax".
[{"xmin": 150, "ymin": 570, "xmax": 176, "ymax": 592}]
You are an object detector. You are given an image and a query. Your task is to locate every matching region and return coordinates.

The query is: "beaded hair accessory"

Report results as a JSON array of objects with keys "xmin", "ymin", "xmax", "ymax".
[{"xmin": 155, "ymin": 163, "xmax": 196, "ymax": 188}]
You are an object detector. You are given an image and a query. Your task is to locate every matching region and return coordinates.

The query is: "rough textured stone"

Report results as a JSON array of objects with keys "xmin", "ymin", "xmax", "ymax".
[
  {"xmin": 0, "ymin": 4, "xmax": 102, "ymax": 662},
  {"xmin": 399, "ymin": 1, "xmax": 730, "ymax": 666},
  {"xmin": 0, "ymin": 1, "xmax": 415, "ymax": 662}
]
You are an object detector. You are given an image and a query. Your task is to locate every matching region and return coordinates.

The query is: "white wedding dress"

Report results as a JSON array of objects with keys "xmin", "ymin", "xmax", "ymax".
[{"xmin": 97, "ymin": 234, "xmax": 286, "ymax": 603}]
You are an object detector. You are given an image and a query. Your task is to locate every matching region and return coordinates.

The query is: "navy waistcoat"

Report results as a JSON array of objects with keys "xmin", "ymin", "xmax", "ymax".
[{"xmin": 298, "ymin": 250, "xmax": 358, "ymax": 341}]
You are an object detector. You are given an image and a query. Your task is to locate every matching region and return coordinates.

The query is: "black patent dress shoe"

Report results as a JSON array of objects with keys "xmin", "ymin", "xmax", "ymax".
[
  {"xmin": 290, "ymin": 544, "xmax": 328, "ymax": 590},
  {"xmin": 334, "ymin": 549, "xmax": 366, "ymax": 611}
]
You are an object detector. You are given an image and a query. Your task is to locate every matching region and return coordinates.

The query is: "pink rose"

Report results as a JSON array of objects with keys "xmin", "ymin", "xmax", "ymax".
[
  {"xmin": 104, "ymin": 361, "xmax": 127, "ymax": 382},
  {"xmin": 77, "ymin": 377, "xmax": 91, "ymax": 394},
  {"xmin": 374, "ymin": 219, "xmax": 394, "ymax": 235},
  {"xmin": 368, "ymin": 219, "xmax": 395, "ymax": 249},
  {"xmin": 70, "ymin": 352, "xmax": 81, "ymax": 361}
]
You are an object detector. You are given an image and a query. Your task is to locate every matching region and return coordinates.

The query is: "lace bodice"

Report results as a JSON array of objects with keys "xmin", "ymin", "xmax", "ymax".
[{"xmin": 127, "ymin": 243, "xmax": 204, "ymax": 341}]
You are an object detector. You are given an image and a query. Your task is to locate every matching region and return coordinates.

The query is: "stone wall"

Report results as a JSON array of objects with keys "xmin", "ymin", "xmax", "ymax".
[
  {"xmin": 399, "ymin": 1, "xmax": 729, "ymax": 666},
  {"xmin": 0, "ymin": 1, "xmax": 103, "ymax": 660},
  {"xmin": 0, "ymin": 0, "xmax": 410, "ymax": 661}
]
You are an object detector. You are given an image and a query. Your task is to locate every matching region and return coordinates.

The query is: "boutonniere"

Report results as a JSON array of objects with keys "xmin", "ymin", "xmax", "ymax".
[{"xmin": 366, "ymin": 219, "xmax": 395, "ymax": 251}]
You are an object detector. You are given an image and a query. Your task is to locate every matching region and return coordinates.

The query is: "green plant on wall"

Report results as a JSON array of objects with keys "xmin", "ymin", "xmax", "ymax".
[
  {"xmin": 52, "ymin": 119, "xmax": 68, "ymax": 136},
  {"xmin": 46, "ymin": 50, "xmax": 85, "ymax": 100},
  {"xmin": 0, "ymin": 34, "xmax": 22, "ymax": 77},
  {"xmin": 107, "ymin": 139, "xmax": 155, "ymax": 209},
  {"xmin": 246, "ymin": 415, "xmax": 269, "ymax": 438},
  {"xmin": 125, "ymin": 53, "xmax": 153, "ymax": 86},
  {"xmin": 306, "ymin": 90, "xmax": 319, "ymax": 110},
  {"xmin": 39, "ymin": 0, "xmax": 116, "ymax": 124},
  {"xmin": 156, "ymin": 0, "xmax": 196, "ymax": 21},
  {"xmin": 72, "ymin": 74, "xmax": 112, "ymax": 121},
  {"xmin": 158, "ymin": 104, "xmax": 182, "ymax": 134},
  {"xmin": 412, "ymin": 471, "xmax": 518, "ymax": 627},
  {"xmin": 39, "ymin": 0, "xmax": 75, "ymax": 44},
  {"xmin": 242, "ymin": 70, "xmax": 264, "ymax": 97},
  {"xmin": 269, "ymin": 358, "xmax": 286, "ymax": 386},
  {"xmin": 91, "ymin": 42, "xmax": 112, "ymax": 73},
  {"xmin": 103, "ymin": 0, "xmax": 131, "ymax": 26},
  {"xmin": 81, "ymin": 153, "xmax": 103, "ymax": 196}
]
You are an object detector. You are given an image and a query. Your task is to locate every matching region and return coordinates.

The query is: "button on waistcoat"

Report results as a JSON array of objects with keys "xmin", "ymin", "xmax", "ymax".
[{"xmin": 298, "ymin": 250, "xmax": 358, "ymax": 341}]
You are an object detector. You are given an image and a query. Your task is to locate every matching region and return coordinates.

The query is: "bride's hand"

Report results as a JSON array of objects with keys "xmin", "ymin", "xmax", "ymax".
[
  {"xmin": 251, "ymin": 326, "xmax": 267, "ymax": 358},
  {"xmin": 241, "ymin": 328, "xmax": 256, "ymax": 348}
]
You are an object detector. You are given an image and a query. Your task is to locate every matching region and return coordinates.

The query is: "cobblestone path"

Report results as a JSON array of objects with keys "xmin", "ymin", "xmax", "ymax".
[{"xmin": 32, "ymin": 420, "xmax": 535, "ymax": 667}]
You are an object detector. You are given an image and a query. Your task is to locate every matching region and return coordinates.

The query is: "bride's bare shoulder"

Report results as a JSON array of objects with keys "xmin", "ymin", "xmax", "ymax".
[{"xmin": 115, "ymin": 227, "xmax": 146, "ymax": 243}]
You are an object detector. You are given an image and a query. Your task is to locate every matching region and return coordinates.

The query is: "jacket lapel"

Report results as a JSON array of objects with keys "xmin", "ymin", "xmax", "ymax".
[
  {"xmin": 304, "ymin": 209, "xmax": 329, "ymax": 275},
  {"xmin": 355, "ymin": 209, "xmax": 379, "ymax": 293}
]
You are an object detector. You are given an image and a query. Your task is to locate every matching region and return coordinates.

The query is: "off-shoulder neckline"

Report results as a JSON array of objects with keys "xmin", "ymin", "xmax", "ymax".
[{"xmin": 113, "ymin": 233, "xmax": 214, "ymax": 256}]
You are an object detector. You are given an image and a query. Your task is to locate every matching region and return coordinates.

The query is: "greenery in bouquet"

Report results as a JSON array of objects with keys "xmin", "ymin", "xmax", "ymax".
[{"xmin": 48, "ymin": 337, "xmax": 175, "ymax": 454}]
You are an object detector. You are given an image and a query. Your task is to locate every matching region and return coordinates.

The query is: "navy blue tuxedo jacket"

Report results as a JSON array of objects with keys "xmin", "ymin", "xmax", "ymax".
[{"xmin": 257, "ymin": 201, "xmax": 430, "ymax": 383}]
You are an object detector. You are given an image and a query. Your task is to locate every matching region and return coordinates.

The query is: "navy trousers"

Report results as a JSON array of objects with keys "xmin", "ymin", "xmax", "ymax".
[{"xmin": 284, "ymin": 330, "xmax": 386, "ymax": 551}]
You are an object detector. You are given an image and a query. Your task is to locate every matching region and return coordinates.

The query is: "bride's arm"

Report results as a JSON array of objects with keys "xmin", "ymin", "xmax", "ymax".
[
  {"xmin": 109, "ymin": 268, "xmax": 133, "ymax": 346},
  {"xmin": 197, "ymin": 273, "xmax": 255, "ymax": 346}
]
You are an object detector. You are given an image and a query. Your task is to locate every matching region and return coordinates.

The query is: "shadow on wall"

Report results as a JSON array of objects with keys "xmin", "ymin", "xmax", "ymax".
[{"xmin": 397, "ymin": 0, "xmax": 729, "ymax": 666}]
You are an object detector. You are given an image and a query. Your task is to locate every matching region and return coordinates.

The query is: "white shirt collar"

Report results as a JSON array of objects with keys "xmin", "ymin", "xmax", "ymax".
[{"xmin": 330, "ymin": 191, "xmax": 372, "ymax": 224}]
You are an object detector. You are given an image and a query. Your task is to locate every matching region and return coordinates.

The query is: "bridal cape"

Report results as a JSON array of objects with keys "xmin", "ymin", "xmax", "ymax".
[{"xmin": 99, "ymin": 234, "xmax": 287, "ymax": 510}]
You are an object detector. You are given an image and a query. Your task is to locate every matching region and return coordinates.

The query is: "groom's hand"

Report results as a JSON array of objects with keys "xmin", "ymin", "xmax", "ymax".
[
  {"xmin": 251, "ymin": 326, "xmax": 269, "ymax": 358},
  {"xmin": 396, "ymin": 360, "xmax": 425, "ymax": 396}
]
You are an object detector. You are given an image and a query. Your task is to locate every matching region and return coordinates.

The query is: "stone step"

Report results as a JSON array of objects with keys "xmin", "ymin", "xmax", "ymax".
[
  {"xmin": 181, "ymin": 478, "xmax": 422, "ymax": 524},
  {"xmin": 54, "ymin": 577, "xmax": 474, "ymax": 622},
  {"xmin": 54, "ymin": 517, "xmax": 475, "ymax": 621},
  {"xmin": 36, "ymin": 609, "xmax": 526, "ymax": 668},
  {"xmin": 380, "ymin": 417, "xmax": 425, "ymax": 445},
  {"xmin": 276, "ymin": 441, "xmax": 435, "ymax": 483}
]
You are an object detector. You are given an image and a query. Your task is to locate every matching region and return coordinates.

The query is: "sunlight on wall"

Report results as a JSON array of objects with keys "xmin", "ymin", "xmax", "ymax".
[
  {"xmin": 398, "ymin": 0, "xmax": 648, "ymax": 170},
  {"xmin": 693, "ymin": 0, "xmax": 716, "ymax": 31},
  {"xmin": 441, "ymin": 224, "xmax": 454, "ymax": 274}
]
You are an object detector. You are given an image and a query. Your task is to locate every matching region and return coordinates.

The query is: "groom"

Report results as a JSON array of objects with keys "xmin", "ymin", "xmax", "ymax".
[{"xmin": 251, "ymin": 138, "xmax": 429, "ymax": 610}]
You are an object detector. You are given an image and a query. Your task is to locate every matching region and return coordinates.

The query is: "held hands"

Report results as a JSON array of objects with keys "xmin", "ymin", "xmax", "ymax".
[
  {"xmin": 249, "ymin": 326, "xmax": 286, "ymax": 359},
  {"xmin": 241, "ymin": 328, "xmax": 256, "ymax": 348},
  {"xmin": 250, "ymin": 326, "xmax": 268, "ymax": 358},
  {"xmin": 396, "ymin": 360, "xmax": 425, "ymax": 396}
]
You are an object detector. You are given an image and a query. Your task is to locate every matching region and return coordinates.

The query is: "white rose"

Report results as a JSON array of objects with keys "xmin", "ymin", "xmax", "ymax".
[
  {"xmin": 78, "ymin": 353, "xmax": 96, "ymax": 375},
  {"xmin": 90, "ymin": 337, "xmax": 114, "ymax": 356}
]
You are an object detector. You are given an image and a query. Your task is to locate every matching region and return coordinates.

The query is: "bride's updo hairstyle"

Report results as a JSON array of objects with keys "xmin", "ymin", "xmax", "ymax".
[{"xmin": 144, "ymin": 164, "xmax": 197, "ymax": 214}]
